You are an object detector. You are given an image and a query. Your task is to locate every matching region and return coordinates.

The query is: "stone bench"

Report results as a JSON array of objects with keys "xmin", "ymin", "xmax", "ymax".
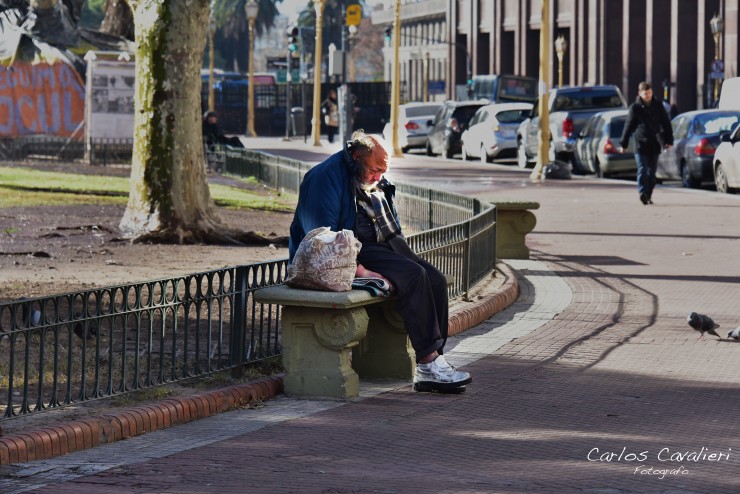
[
  {"xmin": 253, "ymin": 285, "xmax": 414, "ymax": 399},
  {"xmin": 492, "ymin": 200, "xmax": 540, "ymax": 259}
]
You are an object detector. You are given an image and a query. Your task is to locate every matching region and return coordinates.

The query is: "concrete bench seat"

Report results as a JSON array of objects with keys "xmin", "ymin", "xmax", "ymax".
[
  {"xmin": 492, "ymin": 200, "xmax": 540, "ymax": 259},
  {"xmin": 254, "ymin": 285, "xmax": 414, "ymax": 399}
]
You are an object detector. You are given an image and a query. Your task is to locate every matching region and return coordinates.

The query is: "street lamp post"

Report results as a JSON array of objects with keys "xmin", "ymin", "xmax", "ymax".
[
  {"xmin": 245, "ymin": 0, "xmax": 259, "ymax": 138},
  {"xmin": 530, "ymin": 0, "xmax": 550, "ymax": 181},
  {"xmin": 555, "ymin": 35, "xmax": 567, "ymax": 88},
  {"xmin": 390, "ymin": 0, "xmax": 403, "ymax": 157},
  {"xmin": 208, "ymin": 14, "xmax": 217, "ymax": 112},
  {"xmin": 311, "ymin": 0, "xmax": 325, "ymax": 146},
  {"xmin": 710, "ymin": 14, "xmax": 724, "ymax": 105}
]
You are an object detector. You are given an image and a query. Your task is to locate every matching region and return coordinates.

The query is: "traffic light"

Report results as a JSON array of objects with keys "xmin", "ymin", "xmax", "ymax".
[
  {"xmin": 384, "ymin": 26, "xmax": 392, "ymax": 42},
  {"xmin": 287, "ymin": 25, "xmax": 299, "ymax": 52}
]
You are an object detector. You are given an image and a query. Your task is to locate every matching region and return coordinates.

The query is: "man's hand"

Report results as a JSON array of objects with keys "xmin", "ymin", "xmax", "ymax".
[{"xmin": 355, "ymin": 264, "xmax": 394, "ymax": 291}]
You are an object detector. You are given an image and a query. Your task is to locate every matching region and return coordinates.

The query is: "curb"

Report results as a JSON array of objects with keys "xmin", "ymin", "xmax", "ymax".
[
  {"xmin": 448, "ymin": 262, "xmax": 519, "ymax": 337},
  {"xmin": 0, "ymin": 376, "xmax": 283, "ymax": 465},
  {"xmin": 0, "ymin": 263, "xmax": 519, "ymax": 466}
]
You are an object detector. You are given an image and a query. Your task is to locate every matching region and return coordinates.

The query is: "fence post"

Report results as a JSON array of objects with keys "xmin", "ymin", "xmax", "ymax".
[
  {"xmin": 463, "ymin": 221, "xmax": 471, "ymax": 300},
  {"xmin": 428, "ymin": 189, "xmax": 434, "ymax": 230},
  {"xmin": 230, "ymin": 266, "xmax": 248, "ymax": 377}
]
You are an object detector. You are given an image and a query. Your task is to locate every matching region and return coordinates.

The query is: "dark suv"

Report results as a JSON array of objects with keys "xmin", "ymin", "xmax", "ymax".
[{"xmin": 425, "ymin": 100, "xmax": 488, "ymax": 159}]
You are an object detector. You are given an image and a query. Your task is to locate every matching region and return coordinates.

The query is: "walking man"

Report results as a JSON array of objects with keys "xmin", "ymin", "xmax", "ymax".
[{"xmin": 620, "ymin": 81, "xmax": 673, "ymax": 205}]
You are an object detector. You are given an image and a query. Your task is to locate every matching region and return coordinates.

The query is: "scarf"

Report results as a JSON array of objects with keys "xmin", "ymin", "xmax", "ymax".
[{"xmin": 358, "ymin": 186, "xmax": 419, "ymax": 262}]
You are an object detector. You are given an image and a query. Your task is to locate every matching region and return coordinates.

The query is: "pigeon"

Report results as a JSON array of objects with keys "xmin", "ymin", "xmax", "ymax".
[
  {"xmin": 727, "ymin": 327, "xmax": 740, "ymax": 341},
  {"xmin": 687, "ymin": 312, "xmax": 721, "ymax": 339}
]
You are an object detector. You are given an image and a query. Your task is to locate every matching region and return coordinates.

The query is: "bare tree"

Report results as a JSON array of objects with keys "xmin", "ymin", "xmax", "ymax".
[{"xmin": 119, "ymin": 0, "xmax": 230, "ymax": 244}]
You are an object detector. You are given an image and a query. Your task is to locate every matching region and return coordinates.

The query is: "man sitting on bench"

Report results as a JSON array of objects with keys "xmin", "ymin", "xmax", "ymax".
[{"xmin": 288, "ymin": 130, "xmax": 472, "ymax": 393}]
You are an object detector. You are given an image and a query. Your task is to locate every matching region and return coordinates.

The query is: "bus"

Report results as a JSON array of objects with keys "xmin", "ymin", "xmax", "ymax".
[{"xmin": 471, "ymin": 74, "xmax": 538, "ymax": 104}]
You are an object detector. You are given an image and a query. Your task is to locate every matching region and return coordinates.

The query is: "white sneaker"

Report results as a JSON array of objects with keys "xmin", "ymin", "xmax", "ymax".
[{"xmin": 414, "ymin": 355, "xmax": 472, "ymax": 392}]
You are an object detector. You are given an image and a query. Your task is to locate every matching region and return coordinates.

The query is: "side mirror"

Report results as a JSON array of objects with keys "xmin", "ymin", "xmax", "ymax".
[
  {"xmin": 721, "ymin": 132, "xmax": 732, "ymax": 143},
  {"xmin": 426, "ymin": 120, "xmax": 433, "ymax": 128}
]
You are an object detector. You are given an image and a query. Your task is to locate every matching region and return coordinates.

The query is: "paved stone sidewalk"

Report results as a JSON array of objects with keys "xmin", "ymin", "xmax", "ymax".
[{"xmin": 0, "ymin": 259, "xmax": 564, "ymax": 493}]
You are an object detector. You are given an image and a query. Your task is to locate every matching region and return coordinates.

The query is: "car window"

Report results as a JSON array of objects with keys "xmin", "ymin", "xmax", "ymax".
[
  {"xmin": 609, "ymin": 117, "xmax": 626, "ymax": 138},
  {"xmin": 696, "ymin": 114, "xmax": 740, "ymax": 135},
  {"xmin": 433, "ymin": 105, "xmax": 447, "ymax": 124},
  {"xmin": 673, "ymin": 117, "xmax": 690, "ymax": 139},
  {"xmin": 553, "ymin": 90, "xmax": 624, "ymax": 111},
  {"xmin": 593, "ymin": 119, "xmax": 606, "ymax": 136},
  {"xmin": 479, "ymin": 111, "xmax": 489, "ymax": 123},
  {"xmin": 580, "ymin": 117, "xmax": 596, "ymax": 137},
  {"xmin": 406, "ymin": 105, "xmax": 442, "ymax": 118},
  {"xmin": 452, "ymin": 105, "xmax": 484, "ymax": 124},
  {"xmin": 496, "ymin": 109, "xmax": 529, "ymax": 124}
]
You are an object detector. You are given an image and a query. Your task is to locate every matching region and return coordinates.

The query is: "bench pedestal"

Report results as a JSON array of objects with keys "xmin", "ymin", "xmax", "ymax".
[
  {"xmin": 254, "ymin": 286, "xmax": 414, "ymax": 399},
  {"xmin": 492, "ymin": 200, "xmax": 540, "ymax": 259}
]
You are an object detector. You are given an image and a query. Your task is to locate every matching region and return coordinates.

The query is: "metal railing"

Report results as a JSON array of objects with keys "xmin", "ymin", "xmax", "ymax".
[
  {"xmin": 0, "ymin": 136, "xmax": 133, "ymax": 166},
  {"xmin": 0, "ymin": 145, "xmax": 497, "ymax": 421}
]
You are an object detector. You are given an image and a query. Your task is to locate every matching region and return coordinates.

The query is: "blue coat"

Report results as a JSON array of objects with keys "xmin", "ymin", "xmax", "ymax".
[{"xmin": 289, "ymin": 145, "xmax": 358, "ymax": 260}]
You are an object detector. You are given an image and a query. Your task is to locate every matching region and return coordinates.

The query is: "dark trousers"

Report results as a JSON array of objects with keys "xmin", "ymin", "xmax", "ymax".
[
  {"xmin": 635, "ymin": 152, "xmax": 659, "ymax": 197},
  {"xmin": 357, "ymin": 243, "xmax": 448, "ymax": 362},
  {"xmin": 326, "ymin": 125, "xmax": 338, "ymax": 143}
]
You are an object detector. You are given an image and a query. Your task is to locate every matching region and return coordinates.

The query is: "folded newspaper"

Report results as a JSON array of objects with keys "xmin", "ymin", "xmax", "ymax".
[{"xmin": 351, "ymin": 277, "xmax": 392, "ymax": 297}]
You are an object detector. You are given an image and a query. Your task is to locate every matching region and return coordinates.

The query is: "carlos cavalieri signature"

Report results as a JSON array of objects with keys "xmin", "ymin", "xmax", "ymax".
[{"xmin": 587, "ymin": 447, "xmax": 732, "ymax": 478}]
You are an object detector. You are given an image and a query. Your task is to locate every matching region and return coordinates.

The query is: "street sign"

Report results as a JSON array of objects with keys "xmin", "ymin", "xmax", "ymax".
[
  {"xmin": 710, "ymin": 71, "xmax": 724, "ymax": 80},
  {"xmin": 346, "ymin": 4, "xmax": 362, "ymax": 26},
  {"xmin": 712, "ymin": 59, "xmax": 725, "ymax": 73}
]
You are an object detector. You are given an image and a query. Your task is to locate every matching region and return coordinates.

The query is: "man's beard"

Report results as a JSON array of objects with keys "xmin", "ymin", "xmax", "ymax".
[{"xmin": 361, "ymin": 180, "xmax": 379, "ymax": 191}]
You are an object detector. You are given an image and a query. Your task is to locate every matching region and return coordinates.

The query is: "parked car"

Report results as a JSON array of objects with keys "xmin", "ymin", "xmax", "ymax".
[
  {"xmin": 712, "ymin": 123, "xmax": 740, "ymax": 193},
  {"xmin": 656, "ymin": 110, "xmax": 740, "ymax": 188},
  {"xmin": 460, "ymin": 102, "xmax": 533, "ymax": 162},
  {"xmin": 382, "ymin": 102, "xmax": 442, "ymax": 153},
  {"xmin": 517, "ymin": 85, "xmax": 627, "ymax": 169},
  {"xmin": 426, "ymin": 100, "xmax": 488, "ymax": 159},
  {"xmin": 574, "ymin": 110, "xmax": 636, "ymax": 178}
]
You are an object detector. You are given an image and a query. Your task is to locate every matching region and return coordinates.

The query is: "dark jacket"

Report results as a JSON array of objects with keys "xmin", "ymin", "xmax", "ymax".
[
  {"xmin": 620, "ymin": 96, "xmax": 674, "ymax": 155},
  {"xmin": 288, "ymin": 144, "xmax": 397, "ymax": 261},
  {"xmin": 289, "ymin": 144, "xmax": 357, "ymax": 261}
]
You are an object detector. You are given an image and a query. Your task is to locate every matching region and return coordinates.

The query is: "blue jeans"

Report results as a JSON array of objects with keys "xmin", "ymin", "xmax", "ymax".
[{"xmin": 635, "ymin": 152, "xmax": 659, "ymax": 197}]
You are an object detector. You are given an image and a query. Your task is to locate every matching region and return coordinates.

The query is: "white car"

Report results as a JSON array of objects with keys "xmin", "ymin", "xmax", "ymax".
[
  {"xmin": 382, "ymin": 102, "xmax": 442, "ymax": 153},
  {"xmin": 713, "ymin": 124, "xmax": 740, "ymax": 193},
  {"xmin": 460, "ymin": 102, "xmax": 532, "ymax": 163}
]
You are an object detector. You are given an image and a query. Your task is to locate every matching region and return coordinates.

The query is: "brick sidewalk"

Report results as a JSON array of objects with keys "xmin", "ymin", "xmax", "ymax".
[{"xmin": 2, "ymin": 139, "xmax": 740, "ymax": 493}]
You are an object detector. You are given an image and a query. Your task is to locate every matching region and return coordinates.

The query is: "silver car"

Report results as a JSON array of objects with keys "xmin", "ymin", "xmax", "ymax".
[
  {"xmin": 461, "ymin": 102, "xmax": 533, "ymax": 163},
  {"xmin": 574, "ymin": 109, "xmax": 636, "ymax": 178},
  {"xmin": 382, "ymin": 102, "xmax": 442, "ymax": 153}
]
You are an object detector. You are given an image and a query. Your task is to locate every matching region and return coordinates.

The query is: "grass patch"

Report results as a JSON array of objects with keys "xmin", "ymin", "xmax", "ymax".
[{"xmin": 0, "ymin": 166, "xmax": 296, "ymax": 211}]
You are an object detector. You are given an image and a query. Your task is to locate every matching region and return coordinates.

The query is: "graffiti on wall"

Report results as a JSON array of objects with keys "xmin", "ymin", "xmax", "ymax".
[{"xmin": 0, "ymin": 61, "xmax": 86, "ymax": 137}]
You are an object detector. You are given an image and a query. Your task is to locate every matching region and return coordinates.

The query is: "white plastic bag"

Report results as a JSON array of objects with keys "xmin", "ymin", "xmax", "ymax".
[{"xmin": 285, "ymin": 227, "xmax": 361, "ymax": 292}]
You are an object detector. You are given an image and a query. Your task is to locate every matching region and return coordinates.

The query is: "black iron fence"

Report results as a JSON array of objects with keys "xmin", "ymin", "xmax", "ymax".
[
  {"xmin": 0, "ymin": 145, "xmax": 497, "ymax": 421},
  {"xmin": 0, "ymin": 136, "xmax": 134, "ymax": 166}
]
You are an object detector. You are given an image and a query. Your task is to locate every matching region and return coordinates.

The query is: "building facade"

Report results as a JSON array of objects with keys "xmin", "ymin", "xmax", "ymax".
[{"xmin": 373, "ymin": 0, "xmax": 738, "ymax": 112}]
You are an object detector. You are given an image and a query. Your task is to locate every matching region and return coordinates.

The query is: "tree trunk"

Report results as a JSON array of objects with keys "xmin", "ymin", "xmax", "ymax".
[
  {"xmin": 100, "ymin": 0, "xmax": 134, "ymax": 41},
  {"xmin": 120, "ymin": 0, "xmax": 227, "ymax": 244}
]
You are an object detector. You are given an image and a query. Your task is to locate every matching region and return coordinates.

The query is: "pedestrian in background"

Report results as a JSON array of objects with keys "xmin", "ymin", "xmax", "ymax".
[
  {"xmin": 620, "ymin": 81, "xmax": 673, "ymax": 205},
  {"xmin": 322, "ymin": 89, "xmax": 339, "ymax": 143}
]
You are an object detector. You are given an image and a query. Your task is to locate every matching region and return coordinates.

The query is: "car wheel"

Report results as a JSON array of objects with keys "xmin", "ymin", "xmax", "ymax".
[
  {"xmin": 517, "ymin": 140, "xmax": 529, "ymax": 168},
  {"xmin": 426, "ymin": 141, "xmax": 434, "ymax": 156},
  {"xmin": 402, "ymin": 146, "xmax": 409, "ymax": 154},
  {"xmin": 680, "ymin": 160, "xmax": 700, "ymax": 188},
  {"xmin": 480, "ymin": 145, "xmax": 490, "ymax": 164},
  {"xmin": 444, "ymin": 141, "xmax": 455, "ymax": 159},
  {"xmin": 715, "ymin": 162, "xmax": 732, "ymax": 193}
]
